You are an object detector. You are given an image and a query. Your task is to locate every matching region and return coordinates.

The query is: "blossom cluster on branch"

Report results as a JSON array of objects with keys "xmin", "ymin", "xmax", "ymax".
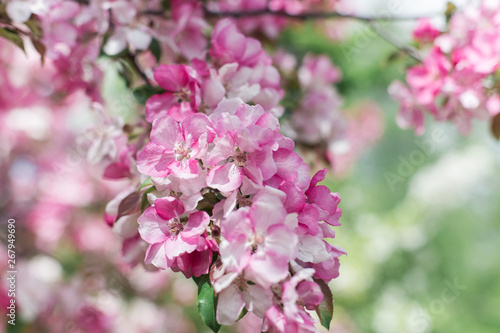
[
  {"xmin": 0, "ymin": 0, "xmax": 358, "ymax": 331},
  {"xmin": 9, "ymin": 0, "xmax": 498, "ymax": 332},
  {"xmin": 105, "ymin": 14, "xmax": 346, "ymax": 330},
  {"xmin": 390, "ymin": 0, "xmax": 500, "ymax": 137}
]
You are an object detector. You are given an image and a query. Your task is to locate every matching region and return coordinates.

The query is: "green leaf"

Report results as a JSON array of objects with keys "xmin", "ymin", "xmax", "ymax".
[
  {"xmin": 149, "ymin": 38, "xmax": 162, "ymax": 63},
  {"xmin": 132, "ymin": 85, "xmax": 165, "ymax": 105},
  {"xmin": 140, "ymin": 186, "xmax": 157, "ymax": 213},
  {"xmin": 315, "ymin": 279, "xmax": 334, "ymax": 330},
  {"xmin": 25, "ymin": 17, "xmax": 43, "ymax": 40},
  {"xmin": 0, "ymin": 28, "xmax": 25, "ymax": 52},
  {"xmin": 138, "ymin": 178, "xmax": 154, "ymax": 191},
  {"xmin": 161, "ymin": 0, "xmax": 171, "ymax": 11},
  {"xmin": 196, "ymin": 275, "xmax": 221, "ymax": 333},
  {"xmin": 237, "ymin": 307, "xmax": 248, "ymax": 321}
]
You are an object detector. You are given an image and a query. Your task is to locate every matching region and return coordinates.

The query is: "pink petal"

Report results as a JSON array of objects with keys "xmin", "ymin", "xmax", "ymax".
[
  {"xmin": 265, "ymin": 306, "xmax": 286, "ymax": 333},
  {"xmin": 219, "ymin": 235, "xmax": 251, "ymax": 272},
  {"xmin": 280, "ymin": 182, "xmax": 305, "ymax": 213},
  {"xmin": 145, "ymin": 92, "xmax": 178, "ymax": 122},
  {"xmin": 145, "ymin": 242, "xmax": 169, "ymax": 269},
  {"xmin": 166, "ymin": 159, "xmax": 200, "ymax": 179},
  {"xmin": 154, "ymin": 64, "xmax": 189, "ymax": 91},
  {"xmin": 154, "ymin": 197, "xmax": 185, "ymax": 220},
  {"xmin": 164, "ymin": 236, "xmax": 198, "ymax": 259},
  {"xmin": 264, "ymin": 224, "xmax": 298, "ymax": 259},
  {"xmin": 296, "ymin": 281, "xmax": 323, "ymax": 309},
  {"xmin": 136, "ymin": 142, "xmax": 176, "ymax": 177},
  {"xmin": 207, "ymin": 163, "xmax": 242, "ymax": 192},
  {"xmin": 150, "ymin": 115, "xmax": 182, "ymax": 147},
  {"xmin": 182, "ymin": 211, "xmax": 210, "ymax": 237},
  {"xmin": 216, "ymin": 283, "xmax": 245, "ymax": 325},
  {"xmin": 182, "ymin": 113, "xmax": 215, "ymax": 146},
  {"xmin": 176, "ymin": 248, "xmax": 213, "ymax": 278},
  {"xmin": 138, "ymin": 207, "xmax": 169, "ymax": 243},
  {"xmin": 249, "ymin": 187, "xmax": 287, "ymax": 233},
  {"xmin": 166, "ymin": 101, "xmax": 196, "ymax": 122},
  {"xmin": 309, "ymin": 169, "xmax": 327, "ymax": 188},
  {"xmin": 246, "ymin": 252, "xmax": 289, "ymax": 287},
  {"xmin": 241, "ymin": 284, "xmax": 273, "ymax": 318}
]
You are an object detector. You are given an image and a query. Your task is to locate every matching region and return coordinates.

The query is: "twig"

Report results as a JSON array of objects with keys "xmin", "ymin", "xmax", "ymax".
[
  {"xmin": 203, "ymin": 7, "xmax": 441, "ymax": 22},
  {"xmin": 367, "ymin": 22, "xmax": 423, "ymax": 62},
  {"xmin": 126, "ymin": 53, "xmax": 150, "ymax": 85},
  {"xmin": 203, "ymin": 6, "xmax": 425, "ymax": 62}
]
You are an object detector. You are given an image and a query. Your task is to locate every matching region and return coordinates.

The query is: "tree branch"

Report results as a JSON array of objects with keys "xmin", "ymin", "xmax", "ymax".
[
  {"xmin": 203, "ymin": 6, "xmax": 425, "ymax": 62},
  {"xmin": 367, "ymin": 22, "xmax": 423, "ymax": 62},
  {"xmin": 203, "ymin": 7, "xmax": 441, "ymax": 22}
]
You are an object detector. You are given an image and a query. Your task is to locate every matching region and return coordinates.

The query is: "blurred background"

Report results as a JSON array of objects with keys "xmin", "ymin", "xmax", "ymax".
[{"xmin": 1, "ymin": 1, "xmax": 500, "ymax": 333}]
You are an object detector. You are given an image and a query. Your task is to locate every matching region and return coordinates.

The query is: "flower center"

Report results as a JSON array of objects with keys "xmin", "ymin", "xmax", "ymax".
[
  {"xmin": 237, "ymin": 196, "xmax": 252, "ymax": 207},
  {"xmin": 250, "ymin": 233, "xmax": 265, "ymax": 253},
  {"xmin": 175, "ymin": 88, "xmax": 191, "ymax": 103},
  {"xmin": 235, "ymin": 275, "xmax": 248, "ymax": 292},
  {"xmin": 174, "ymin": 142, "xmax": 192, "ymax": 161},
  {"xmin": 232, "ymin": 147, "xmax": 249, "ymax": 167},
  {"xmin": 167, "ymin": 218, "xmax": 184, "ymax": 237}
]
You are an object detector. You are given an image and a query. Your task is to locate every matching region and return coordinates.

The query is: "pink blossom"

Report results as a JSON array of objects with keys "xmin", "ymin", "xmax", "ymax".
[
  {"xmin": 413, "ymin": 18, "xmax": 441, "ymax": 43},
  {"xmin": 206, "ymin": 100, "xmax": 279, "ymax": 191},
  {"xmin": 265, "ymin": 269, "xmax": 323, "ymax": 333},
  {"xmin": 170, "ymin": 0, "xmax": 209, "ymax": 60},
  {"xmin": 137, "ymin": 114, "xmax": 215, "ymax": 178},
  {"xmin": 139, "ymin": 196, "xmax": 210, "ymax": 269},
  {"xmin": 216, "ymin": 187, "xmax": 298, "ymax": 288},
  {"xmin": 212, "ymin": 262, "xmax": 273, "ymax": 325},
  {"xmin": 406, "ymin": 47, "xmax": 452, "ymax": 107},
  {"xmin": 101, "ymin": 0, "xmax": 153, "ymax": 55},
  {"xmin": 298, "ymin": 53, "xmax": 342, "ymax": 88},
  {"xmin": 146, "ymin": 64, "xmax": 202, "ymax": 122},
  {"xmin": 170, "ymin": 236, "xmax": 216, "ymax": 278},
  {"xmin": 388, "ymin": 81, "xmax": 426, "ymax": 135},
  {"xmin": 210, "ymin": 19, "xmax": 265, "ymax": 67}
]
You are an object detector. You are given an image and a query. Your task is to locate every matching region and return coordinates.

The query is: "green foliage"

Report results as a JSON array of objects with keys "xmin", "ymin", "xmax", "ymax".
[
  {"xmin": 133, "ymin": 85, "xmax": 166, "ymax": 105},
  {"xmin": 140, "ymin": 186, "xmax": 157, "ymax": 213},
  {"xmin": 138, "ymin": 177, "xmax": 154, "ymax": 191},
  {"xmin": 149, "ymin": 38, "xmax": 162, "ymax": 63},
  {"xmin": 0, "ymin": 28, "xmax": 24, "ymax": 52},
  {"xmin": 195, "ymin": 275, "xmax": 221, "ymax": 333},
  {"xmin": 315, "ymin": 279, "xmax": 334, "ymax": 329}
]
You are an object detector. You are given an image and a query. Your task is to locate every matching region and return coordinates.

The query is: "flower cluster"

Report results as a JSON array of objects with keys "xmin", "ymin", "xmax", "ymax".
[
  {"xmin": 134, "ymin": 95, "xmax": 345, "ymax": 329},
  {"xmin": 94, "ymin": 13, "xmax": 347, "ymax": 330},
  {"xmin": 278, "ymin": 52, "xmax": 384, "ymax": 175},
  {"xmin": 146, "ymin": 18, "xmax": 284, "ymax": 123},
  {"xmin": 390, "ymin": 0, "xmax": 500, "ymax": 135},
  {"xmin": 285, "ymin": 54, "xmax": 346, "ymax": 153},
  {"xmin": 2, "ymin": 1, "xmax": 351, "ymax": 331}
]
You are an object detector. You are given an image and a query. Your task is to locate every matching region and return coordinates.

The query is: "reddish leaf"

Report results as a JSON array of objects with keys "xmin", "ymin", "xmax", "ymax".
[
  {"xmin": 491, "ymin": 113, "xmax": 500, "ymax": 140},
  {"xmin": 116, "ymin": 192, "xmax": 141, "ymax": 221}
]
